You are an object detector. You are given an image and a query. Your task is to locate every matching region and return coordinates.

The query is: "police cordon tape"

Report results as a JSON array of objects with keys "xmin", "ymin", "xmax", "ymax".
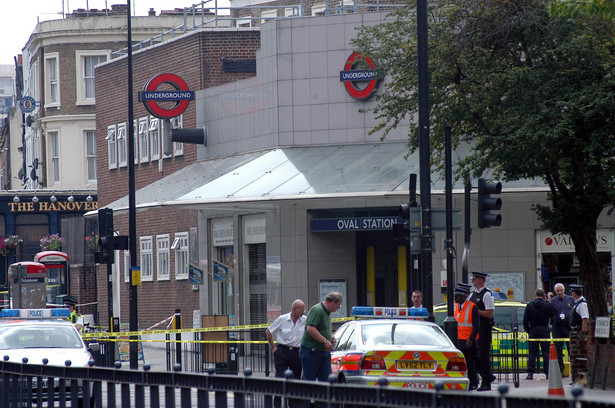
[{"xmin": 81, "ymin": 317, "xmax": 354, "ymax": 339}]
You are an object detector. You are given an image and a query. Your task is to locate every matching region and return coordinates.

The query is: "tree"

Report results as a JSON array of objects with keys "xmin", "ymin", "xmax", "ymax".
[
  {"xmin": 550, "ymin": 0, "xmax": 615, "ymax": 19},
  {"xmin": 352, "ymin": 0, "xmax": 615, "ymax": 317}
]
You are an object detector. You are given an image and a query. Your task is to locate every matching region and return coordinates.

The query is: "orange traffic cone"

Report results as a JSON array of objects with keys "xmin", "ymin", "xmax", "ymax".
[{"xmin": 548, "ymin": 342, "xmax": 565, "ymax": 396}]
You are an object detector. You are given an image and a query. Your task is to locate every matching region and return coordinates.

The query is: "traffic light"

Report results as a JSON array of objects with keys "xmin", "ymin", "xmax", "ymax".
[
  {"xmin": 393, "ymin": 203, "xmax": 411, "ymax": 240},
  {"xmin": 477, "ymin": 178, "xmax": 502, "ymax": 228},
  {"xmin": 96, "ymin": 208, "xmax": 114, "ymax": 264}
]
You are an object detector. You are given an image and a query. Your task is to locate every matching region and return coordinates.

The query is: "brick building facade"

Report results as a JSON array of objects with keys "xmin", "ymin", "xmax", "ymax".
[{"xmin": 95, "ymin": 29, "xmax": 260, "ymax": 329}]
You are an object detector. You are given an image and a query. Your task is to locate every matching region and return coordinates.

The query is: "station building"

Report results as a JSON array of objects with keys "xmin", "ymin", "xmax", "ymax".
[{"xmin": 95, "ymin": 9, "xmax": 615, "ymax": 331}]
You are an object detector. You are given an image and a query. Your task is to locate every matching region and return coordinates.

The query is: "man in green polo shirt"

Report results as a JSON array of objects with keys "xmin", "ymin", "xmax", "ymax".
[{"xmin": 300, "ymin": 292, "xmax": 343, "ymax": 382}]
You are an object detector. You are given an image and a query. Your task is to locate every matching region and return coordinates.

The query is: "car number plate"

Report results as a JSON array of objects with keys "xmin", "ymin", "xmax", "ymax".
[{"xmin": 397, "ymin": 360, "xmax": 435, "ymax": 370}]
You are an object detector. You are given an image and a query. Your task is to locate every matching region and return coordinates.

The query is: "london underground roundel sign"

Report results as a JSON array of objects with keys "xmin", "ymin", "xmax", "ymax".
[
  {"xmin": 138, "ymin": 73, "xmax": 195, "ymax": 119},
  {"xmin": 339, "ymin": 52, "xmax": 380, "ymax": 100}
]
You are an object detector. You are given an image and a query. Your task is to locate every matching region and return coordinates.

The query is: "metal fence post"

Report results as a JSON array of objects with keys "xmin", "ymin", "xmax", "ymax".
[
  {"xmin": 432, "ymin": 381, "xmax": 443, "ymax": 408},
  {"xmin": 495, "ymin": 383, "xmax": 508, "ymax": 408},
  {"xmin": 377, "ymin": 377, "xmax": 388, "ymax": 408},
  {"xmin": 175, "ymin": 309, "xmax": 182, "ymax": 369},
  {"xmin": 569, "ymin": 384, "xmax": 583, "ymax": 408}
]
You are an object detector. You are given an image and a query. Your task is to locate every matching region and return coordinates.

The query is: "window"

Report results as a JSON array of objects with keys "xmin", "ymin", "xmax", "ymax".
[
  {"xmin": 85, "ymin": 130, "xmax": 97, "ymax": 182},
  {"xmin": 106, "ymin": 125, "xmax": 117, "ymax": 169},
  {"xmin": 133, "ymin": 120, "xmax": 139, "ymax": 164},
  {"xmin": 261, "ymin": 9, "xmax": 277, "ymax": 23},
  {"xmin": 285, "ymin": 7, "xmax": 298, "ymax": 16},
  {"xmin": 117, "ymin": 122, "xmax": 127, "ymax": 167},
  {"xmin": 171, "ymin": 115, "xmax": 183, "ymax": 156},
  {"xmin": 76, "ymin": 51, "xmax": 108, "ymax": 104},
  {"xmin": 139, "ymin": 117, "xmax": 149, "ymax": 162},
  {"xmin": 140, "ymin": 237, "xmax": 153, "ymax": 282},
  {"xmin": 157, "ymin": 234, "xmax": 170, "ymax": 281},
  {"xmin": 312, "ymin": 3, "xmax": 326, "ymax": 15},
  {"xmin": 124, "ymin": 251, "xmax": 130, "ymax": 283},
  {"xmin": 237, "ymin": 17, "xmax": 252, "ymax": 27},
  {"xmin": 174, "ymin": 232, "xmax": 189, "ymax": 280},
  {"xmin": 44, "ymin": 53, "xmax": 60, "ymax": 107},
  {"xmin": 49, "ymin": 131, "xmax": 60, "ymax": 184},
  {"xmin": 150, "ymin": 117, "xmax": 160, "ymax": 160}
]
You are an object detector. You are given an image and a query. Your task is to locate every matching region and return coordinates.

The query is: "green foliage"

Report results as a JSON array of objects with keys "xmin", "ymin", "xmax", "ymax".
[
  {"xmin": 352, "ymin": 0, "xmax": 615, "ymax": 316},
  {"xmin": 550, "ymin": 0, "xmax": 615, "ymax": 19}
]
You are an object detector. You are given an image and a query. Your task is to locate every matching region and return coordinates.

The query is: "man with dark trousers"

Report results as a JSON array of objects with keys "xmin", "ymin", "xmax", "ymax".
[
  {"xmin": 524, "ymin": 288, "xmax": 555, "ymax": 379},
  {"xmin": 454, "ymin": 285, "xmax": 480, "ymax": 390},
  {"xmin": 550, "ymin": 282, "xmax": 574, "ymax": 375},
  {"xmin": 469, "ymin": 271, "xmax": 495, "ymax": 391},
  {"xmin": 266, "ymin": 299, "xmax": 306, "ymax": 408}
]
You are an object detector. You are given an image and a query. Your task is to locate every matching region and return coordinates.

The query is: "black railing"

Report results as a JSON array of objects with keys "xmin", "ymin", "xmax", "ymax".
[{"xmin": 0, "ymin": 359, "xmax": 600, "ymax": 408}]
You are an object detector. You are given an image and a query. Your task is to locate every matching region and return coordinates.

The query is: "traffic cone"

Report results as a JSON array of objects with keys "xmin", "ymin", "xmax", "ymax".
[{"xmin": 548, "ymin": 342, "xmax": 565, "ymax": 396}]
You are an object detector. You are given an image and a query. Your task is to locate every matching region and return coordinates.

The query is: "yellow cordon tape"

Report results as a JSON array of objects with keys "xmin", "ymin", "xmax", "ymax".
[{"xmin": 81, "ymin": 316, "xmax": 353, "ymax": 339}]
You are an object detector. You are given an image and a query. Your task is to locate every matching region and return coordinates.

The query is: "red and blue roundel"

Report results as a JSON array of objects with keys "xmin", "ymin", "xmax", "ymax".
[
  {"xmin": 138, "ymin": 73, "xmax": 195, "ymax": 119},
  {"xmin": 339, "ymin": 52, "xmax": 380, "ymax": 100}
]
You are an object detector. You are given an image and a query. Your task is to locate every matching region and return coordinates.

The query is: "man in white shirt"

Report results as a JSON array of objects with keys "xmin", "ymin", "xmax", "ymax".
[
  {"xmin": 410, "ymin": 290, "xmax": 423, "ymax": 308},
  {"xmin": 469, "ymin": 271, "xmax": 495, "ymax": 391},
  {"xmin": 266, "ymin": 299, "xmax": 306, "ymax": 407}
]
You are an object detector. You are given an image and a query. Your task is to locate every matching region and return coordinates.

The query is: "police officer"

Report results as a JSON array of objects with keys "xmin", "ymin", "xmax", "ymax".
[
  {"xmin": 63, "ymin": 295, "xmax": 84, "ymax": 332},
  {"xmin": 570, "ymin": 284, "xmax": 589, "ymax": 333},
  {"xmin": 550, "ymin": 282, "xmax": 574, "ymax": 374},
  {"xmin": 524, "ymin": 288, "xmax": 555, "ymax": 379},
  {"xmin": 469, "ymin": 271, "xmax": 495, "ymax": 391},
  {"xmin": 454, "ymin": 285, "xmax": 479, "ymax": 390}
]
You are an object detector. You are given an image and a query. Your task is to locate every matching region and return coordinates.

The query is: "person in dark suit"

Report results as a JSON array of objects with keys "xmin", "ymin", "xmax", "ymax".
[{"xmin": 524, "ymin": 288, "xmax": 555, "ymax": 379}]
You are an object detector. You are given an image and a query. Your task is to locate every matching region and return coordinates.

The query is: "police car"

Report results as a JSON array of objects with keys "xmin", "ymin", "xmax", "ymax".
[
  {"xmin": 0, "ymin": 308, "xmax": 96, "ymax": 368},
  {"xmin": 331, "ymin": 307, "xmax": 469, "ymax": 391}
]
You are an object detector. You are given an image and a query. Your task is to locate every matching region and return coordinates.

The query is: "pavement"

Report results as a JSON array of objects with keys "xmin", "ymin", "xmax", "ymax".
[{"xmin": 133, "ymin": 344, "xmax": 615, "ymax": 404}]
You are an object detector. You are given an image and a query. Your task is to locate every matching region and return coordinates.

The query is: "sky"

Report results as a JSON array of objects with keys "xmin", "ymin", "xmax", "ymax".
[{"xmin": 0, "ymin": 0, "xmax": 215, "ymax": 66}]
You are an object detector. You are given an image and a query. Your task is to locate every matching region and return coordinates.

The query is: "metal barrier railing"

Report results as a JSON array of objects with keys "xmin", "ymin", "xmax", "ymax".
[{"xmin": 0, "ymin": 359, "xmax": 595, "ymax": 408}]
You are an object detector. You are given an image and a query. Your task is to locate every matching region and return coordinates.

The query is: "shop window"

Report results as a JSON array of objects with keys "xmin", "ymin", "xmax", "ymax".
[
  {"xmin": 15, "ymin": 214, "xmax": 49, "ymax": 262},
  {"xmin": 140, "ymin": 236, "xmax": 153, "ymax": 281}
]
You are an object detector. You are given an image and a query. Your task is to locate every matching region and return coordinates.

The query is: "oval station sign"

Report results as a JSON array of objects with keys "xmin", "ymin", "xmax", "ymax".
[
  {"xmin": 339, "ymin": 52, "xmax": 380, "ymax": 100},
  {"xmin": 138, "ymin": 73, "xmax": 195, "ymax": 119}
]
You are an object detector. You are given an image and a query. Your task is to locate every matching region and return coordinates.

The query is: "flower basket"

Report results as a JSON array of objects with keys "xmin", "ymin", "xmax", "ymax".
[
  {"xmin": 85, "ymin": 233, "xmax": 99, "ymax": 251},
  {"xmin": 40, "ymin": 233, "xmax": 64, "ymax": 251},
  {"xmin": 0, "ymin": 235, "xmax": 22, "ymax": 256}
]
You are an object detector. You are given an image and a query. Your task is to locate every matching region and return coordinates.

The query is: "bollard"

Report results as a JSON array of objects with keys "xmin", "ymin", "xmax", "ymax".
[{"xmin": 279, "ymin": 368, "xmax": 294, "ymax": 408}]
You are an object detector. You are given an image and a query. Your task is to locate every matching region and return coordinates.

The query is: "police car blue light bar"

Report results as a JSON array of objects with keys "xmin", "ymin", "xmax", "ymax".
[
  {"xmin": 352, "ymin": 306, "xmax": 428, "ymax": 318},
  {"xmin": 1, "ymin": 308, "xmax": 71, "ymax": 319}
]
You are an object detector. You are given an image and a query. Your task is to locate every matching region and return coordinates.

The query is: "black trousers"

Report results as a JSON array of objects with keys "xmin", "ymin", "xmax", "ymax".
[
  {"xmin": 476, "ymin": 328, "xmax": 492, "ymax": 385},
  {"xmin": 552, "ymin": 324, "xmax": 570, "ymax": 373},
  {"xmin": 458, "ymin": 339, "xmax": 478, "ymax": 388},
  {"xmin": 273, "ymin": 346, "xmax": 302, "ymax": 408},
  {"xmin": 527, "ymin": 327, "xmax": 550, "ymax": 376}
]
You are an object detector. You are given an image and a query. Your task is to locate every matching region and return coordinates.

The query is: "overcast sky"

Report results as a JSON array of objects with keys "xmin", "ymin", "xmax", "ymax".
[{"xmin": 0, "ymin": 0, "xmax": 214, "ymax": 66}]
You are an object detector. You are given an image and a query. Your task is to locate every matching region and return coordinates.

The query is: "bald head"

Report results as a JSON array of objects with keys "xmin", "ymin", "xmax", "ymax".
[{"xmin": 291, "ymin": 299, "xmax": 305, "ymax": 320}]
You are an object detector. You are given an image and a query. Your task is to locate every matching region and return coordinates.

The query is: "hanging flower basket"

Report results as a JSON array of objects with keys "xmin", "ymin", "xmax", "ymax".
[
  {"xmin": 0, "ymin": 235, "xmax": 22, "ymax": 256},
  {"xmin": 40, "ymin": 233, "xmax": 64, "ymax": 251},
  {"xmin": 85, "ymin": 233, "xmax": 99, "ymax": 251}
]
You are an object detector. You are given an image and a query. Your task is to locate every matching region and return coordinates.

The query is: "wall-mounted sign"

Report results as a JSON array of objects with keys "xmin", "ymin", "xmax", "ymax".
[
  {"xmin": 540, "ymin": 230, "xmax": 612, "ymax": 253},
  {"xmin": 138, "ymin": 73, "xmax": 195, "ymax": 119},
  {"xmin": 6, "ymin": 200, "xmax": 98, "ymax": 213},
  {"xmin": 212, "ymin": 259, "xmax": 229, "ymax": 282},
  {"xmin": 311, "ymin": 217, "xmax": 398, "ymax": 232},
  {"xmin": 19, "ymin": 96, "xmax": 37, "ymax": 113},
  {"xmin": 339, "ymin": 52, "xmax": 380, "ymax": 100}
]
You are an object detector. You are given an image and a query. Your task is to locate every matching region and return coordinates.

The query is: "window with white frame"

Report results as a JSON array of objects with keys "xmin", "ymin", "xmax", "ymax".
[
  {"xmin": 237, "ymin": 17, "xmax": 252, "ymax": 27},
  {"xmin": 140, "ymin": 237, "xmax": 153, "ymax": 281},
  {"xmin": 150, "ymin": 117, "xmax": 160, "ymax": 160},
  {"xmin": 285, "ymin": 7, "xmax": 298, "ymax": 16},
  {"xmin": 117, "ymin": 122, "xmax": 127, "ymax": 167},
  {"xmin": 133, "ymin": 120, "xmax": 139, "ymax": 164},
  {"xmin": 161, "ymin": 118, "xmax": 172, "ymax": 159},
  {"xmin": 171, "ymin": 115, "xmax": 183, "ymax": 156},
  {"xmin": 261, "ymin": 9, "xmax": 277, "ymax": 23},
  {"xmin": 107, "ymin": 125, "xmax": 117, "ymax": 169},
  {"xmin": 156, "ymin": 234, "xmax": 170, "ymax": 281},
  {"xmin": 139, "ymin": 117, "xmax": 149, "ymax": 162},
  {"xmin": 172, "ymin": 232, "xmax": 189, "ymax": 280},
  {"xmin": 312, "ymin": 3, "xmax": 326, "ymax": 15},
  {"xmin": 85, "ymin": 130, "xmax": 97, "ymax": 181},
  {"xmin": 76, "ymin": 51, "xmax": 109, "ymax": 104},
  {"xmin": 124, "ymin": 251, "xmax": 130, "ymax": 283},
  {"xmin": 44, "ymin": 53, "xmax": 60, "ymax": 107},
  {"xmin": 49, "ymin": 131, "xmax": 60, "ymax": 184}
]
